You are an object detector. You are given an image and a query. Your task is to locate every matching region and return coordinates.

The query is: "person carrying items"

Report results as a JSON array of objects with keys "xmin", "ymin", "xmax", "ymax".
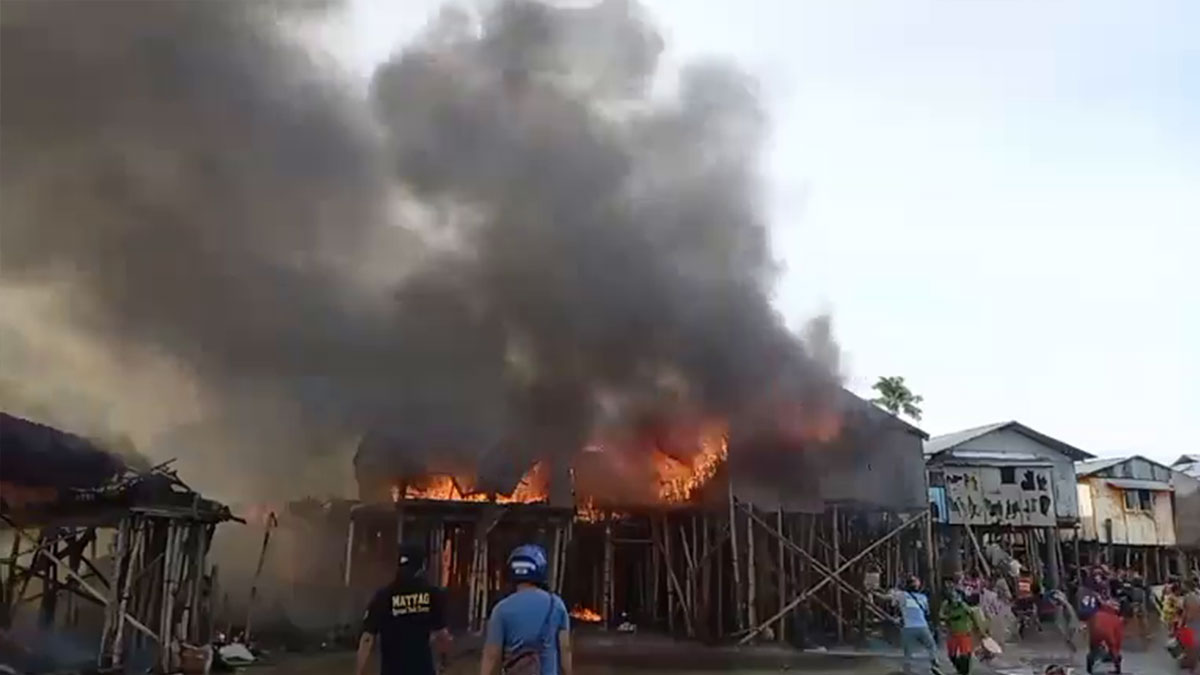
[
  {"xmin": 479, "ymin": 544, "xmax": 573, "ymax": 675},
  {"xmin": 939, "ymin": 589, "xmax": 988, "ymax": 675},
  {"xmin": 356, "ymin": 543, "xmax": 452, "ymax": 675}
]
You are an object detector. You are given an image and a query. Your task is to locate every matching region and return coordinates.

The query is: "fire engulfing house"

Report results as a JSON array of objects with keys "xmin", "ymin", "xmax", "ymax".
[
  {"xmin": 924, "ymin": 421, "xmax": 1094, "ymax": 586},
  {"xmin": 1074, "ymin": 456, "xmax": 1182, "ymax": 579},
  {"xmin": 290, "ymin": 389, "xmax": 932, "ymax": 648}
]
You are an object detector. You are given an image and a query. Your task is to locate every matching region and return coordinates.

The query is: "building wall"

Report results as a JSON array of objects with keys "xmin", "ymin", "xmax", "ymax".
[
  {"xmin": 934, "ymin": 464, "xmax": 1056, "ymax": 526},
  {"xmin": 954, "ymin": 428, "xmax": 1080, "ymax": 520},
  {"xmin": 1078, "ymin": 477, "xmax": 1176, "ymax": 546},
  {"xmin": 1172, "ymin": 471, "xmax": 1200, "ymax": 549}
]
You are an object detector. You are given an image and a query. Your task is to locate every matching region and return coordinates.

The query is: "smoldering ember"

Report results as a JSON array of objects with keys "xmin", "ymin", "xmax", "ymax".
[{"xmin": 2, "ymin": 1, "xmax": 1193, "ymax": 675}]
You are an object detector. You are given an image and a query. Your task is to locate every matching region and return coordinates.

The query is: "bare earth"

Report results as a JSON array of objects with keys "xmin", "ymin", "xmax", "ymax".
[{"xmin": 251, "ymin": 630, "xmax": 1180, "ymax": 675}]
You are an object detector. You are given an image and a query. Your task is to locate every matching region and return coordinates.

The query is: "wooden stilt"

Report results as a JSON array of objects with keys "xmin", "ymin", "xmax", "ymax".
[
  {"xmin": 664, "ymin": 517, "xmax": 675, "ymax": 634},
  {"xmin": 832, "ymin": 506, "xmax": 842, "ymax": 643},
  {"xmin": 654, "ymin": 519, "xmax": 694, "ymax": 637},
  {"xmin": 715, "ymin": 523, "xmax": 723, "ymax": 636},
  {"xmin": 747, "ymin": 504, "xmax": 758, "ymax": 634},
  {"xmin": 244, "ymin": 512, "xmax": 277, "ymax": 643},
  {"xmin": 651, "ymin": 519, "xmax": 661, "ymax": 624},
  {"xmin": 98, "ymin": 518, "xmax": 132, "ymax": 667},
  {"xmin": 603, "ymin": 520, "xmax": 613, "ymax": 628},
  {"xmin": 728, "ymin": 478, "xmax": 744, "ymax": 631},
  {"xmin": 776, "ymin": 507, "xmax": 786, "ymax": 643}
]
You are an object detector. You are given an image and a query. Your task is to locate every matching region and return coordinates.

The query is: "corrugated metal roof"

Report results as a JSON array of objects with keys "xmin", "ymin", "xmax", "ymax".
[
  {"xmin": 924, "ymin": 422, "xmax": 1010, "ymax": 456},
  {"xmin": 936, "ymin": 451, "xmax": 1054, "ymax": 467},
  {"xmin": 1076, "ymin": 457, "xmax": 1126, "ymax": 476},
  {"xmin": 924, "ymin": 421, "xmax": 1094, "ymax": 461},
  {"xmin": 1104, "ymin": 478, "xmax": 1173, "ymax": 491},
  {"xmin": 1077, "ymin": 455, "xmax": 1176, "ymax": 478}
]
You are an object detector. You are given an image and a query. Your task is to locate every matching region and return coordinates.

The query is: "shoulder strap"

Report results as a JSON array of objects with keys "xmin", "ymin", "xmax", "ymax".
[{"xmin": 536, "ymin": 592, "xmax": 557, "ymax": 643}]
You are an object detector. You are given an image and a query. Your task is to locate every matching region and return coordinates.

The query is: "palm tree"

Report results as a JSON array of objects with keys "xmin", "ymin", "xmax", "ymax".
[{"xmin": 871, "ymin": 375, "xmax": 923, "ymax": 422}]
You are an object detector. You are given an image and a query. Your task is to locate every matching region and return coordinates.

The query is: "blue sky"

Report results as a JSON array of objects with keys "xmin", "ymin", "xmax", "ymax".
[{"xmin": 322, "ymin": 0, "xmax": 1198, "ymax": 462}]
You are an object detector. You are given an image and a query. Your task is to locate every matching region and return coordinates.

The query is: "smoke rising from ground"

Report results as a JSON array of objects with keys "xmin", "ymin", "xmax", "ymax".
[{"xmin": 0, "ymin": 0, "xmax": 839, "ymax": 500}]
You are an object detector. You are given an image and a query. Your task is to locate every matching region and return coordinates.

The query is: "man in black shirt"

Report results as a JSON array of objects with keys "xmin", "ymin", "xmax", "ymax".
[{"xmin": 356, "ymin": 544, "xmax": 451, "ymax": 675}]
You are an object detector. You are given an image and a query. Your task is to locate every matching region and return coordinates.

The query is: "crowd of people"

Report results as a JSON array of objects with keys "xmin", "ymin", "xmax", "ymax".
[{"xmin": 880, "ymin": 562, "xmax": 1200, "ymax": 674}]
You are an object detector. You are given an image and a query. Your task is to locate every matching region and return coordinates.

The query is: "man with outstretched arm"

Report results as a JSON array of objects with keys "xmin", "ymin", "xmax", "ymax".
[
  {"xmin": 479, "ymin": 544, "xmax": 572, "ymax": 675},
  {"xmin": 356, "ymin": 543, "xmax": 451, "ymax": 675}
]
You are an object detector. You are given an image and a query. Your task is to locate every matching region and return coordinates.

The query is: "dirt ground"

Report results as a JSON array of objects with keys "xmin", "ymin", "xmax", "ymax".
[{"xmin": 249, "ymin": 627, "xmax": 1182, "ymax": 675}]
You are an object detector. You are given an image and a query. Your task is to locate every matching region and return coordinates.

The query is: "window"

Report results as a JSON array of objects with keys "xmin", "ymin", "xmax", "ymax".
[
  {"xmin": 1123, "ymin": 489, "xmax": 1153, "ymax": 512},
  {"xmin": 1000, "ymin": 467, "xmax": 1016, "ymax": 485}
]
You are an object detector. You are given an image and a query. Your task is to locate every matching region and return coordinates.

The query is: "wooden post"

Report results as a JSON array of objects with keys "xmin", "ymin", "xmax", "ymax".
[
  {"xmin": 832, "ymin": 506, "xmax": 842, "ymax": 643},
  {"xmin": 700, "ymin": 514, "xmax": 711, "ymax": 639},
  {"xmin": 548, "ymin": 525, "xmax": 563, "ymax": 594},
  {"xmin": 924, "ymin": 510, "xmax": 938, "ymax": 616},
  {"xmin": 715, "ymin": 523, "xmax": 723, "ymax": 635},
  {"xmin": 679, "ymin": 516, "xmax": 699, "ymax": 636},
  {"xmin": 651, "ymin": 519, "xmax": 661, "ymax": 624},
  {"xmin": 776, "ymin": 507, "xmax": 786, "ymax": 643},
  {"xmin": 654, "ymin": 519, "xmax": 694, "ymax": 637},
  {"xmin": 728, "ymin": 478, "xmax": 744, "ymax": 631},
  {"xmin": 747, "ymin": 504, "xmax": 758, "ymax": 634},
  {"xmin": 664, "ymin": 517, "xmax": 675, "ymax": 633},
  {"xmin": 244, "ymin": 512, "xmax": 277, "ymax": 642},
  {"xmin": 98, "ymin": 518, "xmax": 132, "ymax": 667},
  {"xmin": 603, "ymin": 520, "xmax": 613, "ymax": 628}
]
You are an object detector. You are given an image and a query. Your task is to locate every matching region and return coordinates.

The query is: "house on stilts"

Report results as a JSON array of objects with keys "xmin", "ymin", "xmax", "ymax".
[
  {"xmin": 1074, "ymin": 455, "xmax": 1181, "ymax": 581},
  {"xmin": 316, "ymin": 389, "xmax": 934, "ymax": 649},
  {"xmin": 924, "ymin": 421, "xmax": 1094, "ymax": 588}
]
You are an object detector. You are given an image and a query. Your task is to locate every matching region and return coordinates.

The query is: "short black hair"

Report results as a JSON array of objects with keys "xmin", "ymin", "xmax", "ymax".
[{"xmin": 398, "ymin": 543, "xmax": 426, "ymax": 570}]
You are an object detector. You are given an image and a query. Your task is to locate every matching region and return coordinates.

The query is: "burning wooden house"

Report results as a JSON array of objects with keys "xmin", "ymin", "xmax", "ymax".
[
  {"xmin": 337, "ymin": 389, "xmax": 930, "ymax": 647},
  {"xmin": 0, "ymin": 413, "xmax": 235, "ymax": 673}
]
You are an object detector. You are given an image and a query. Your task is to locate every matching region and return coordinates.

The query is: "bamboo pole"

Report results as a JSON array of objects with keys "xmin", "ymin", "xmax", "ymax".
[
  {"xmin": 603, "ymin": 520, "xmax": 613, "ymax": 628},
  {"xmin": 98, "ymin": 518, "xmax": 131, "ymax": 666},
  {"xmin": 739, "ymin": 510, "xmax": 927, "ymax": 644},
  {"xmin": 700, "ymin": 514, "xmax": 711, "ymax": 639},
  {"xmin": 651, "ymin": 519, "xmax": 661, "ymax": 624},
  {"xmin": 715, "ymin": 523, "xmax": 723, "ymax": 635},
  {"xmin": 832, "ymin": 506, "xmax": 843, "ymax": 643},
  {"xmin": 747, "ymin": 504, "xmax": 758, "ymax": 633},
  {"xmin": 679, "ymin": 517, "xmax": 697, "ymax": 632},
  {"xmin": 0, "ymin": 516, "xmax": 157, "ymax": 642},
  {"xmin": 244, "ymin": 512, "xmax": 278, "ymax": 642},
  {"xmin": 160, "ymin": 523, "xmax": 186, "ymax": 673},
  {"xmin": 654, "ymin": 522, "xmax": 694, "ymax": 637},
  {"xmin": 776, "ymin": 507, "xmax": 786, "ymax": 643},
  {"xmin": 728, "ymin": 479, "xmax": 744, "ymax": 631},
  {"xmin": 963, "ymin": 522, "xmax": 991, "ymax": 577},
  {"xmin": 664, "ymin": 517, "xmax": 676, "ymax": 633}
]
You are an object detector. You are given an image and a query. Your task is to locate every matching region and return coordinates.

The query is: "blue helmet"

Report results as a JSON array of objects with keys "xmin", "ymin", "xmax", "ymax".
[{"xmin": 507, "ymin": 544, "xmax": 549, "ymax": 584}]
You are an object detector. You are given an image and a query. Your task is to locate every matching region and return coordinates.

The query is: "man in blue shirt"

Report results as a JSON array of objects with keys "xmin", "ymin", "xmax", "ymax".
[
  {"xmin": 479, "ymin": 544, "xmax": 572, "ymax": 675},
  {"xmin": 887, "ymin": 575, "xmax": 942, "ymax": 675}
]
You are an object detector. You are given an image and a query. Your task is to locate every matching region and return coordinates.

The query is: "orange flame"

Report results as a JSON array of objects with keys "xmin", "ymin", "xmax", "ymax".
[
  {"xmin": 654, "ymin": 420, "xmax": 728, "ymax": 503},
  {"xmin": 395, "ymin": 463, "xmax": 548, "ymax": 504},
  {"xmin": 570, "ymin": 605, "xmax": 603, "ymax": 623},
  {"xmin": 574, "ymin": 496, "xmax": 604, "ymax": 522}
]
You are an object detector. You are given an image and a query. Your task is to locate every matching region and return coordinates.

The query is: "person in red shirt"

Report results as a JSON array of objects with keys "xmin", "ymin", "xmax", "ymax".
[{"xmin": 1085, "ymin": 596, "xmax": 1124, "ymax": 674}]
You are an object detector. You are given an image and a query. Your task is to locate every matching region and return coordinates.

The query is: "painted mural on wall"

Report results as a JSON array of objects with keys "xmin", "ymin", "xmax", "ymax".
[{"xmin": 944, "ymin": 466, "xmax": 1056, "ymax": 526}]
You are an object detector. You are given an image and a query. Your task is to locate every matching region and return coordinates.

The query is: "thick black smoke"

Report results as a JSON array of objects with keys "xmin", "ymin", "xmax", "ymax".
[{"xmin": 0, "ymin": 0, "xmax": 839, "ymax": 499}]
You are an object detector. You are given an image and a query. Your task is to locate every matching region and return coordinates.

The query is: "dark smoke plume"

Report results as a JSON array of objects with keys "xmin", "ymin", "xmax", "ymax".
[{"xmin": 1, "ymin": 0, "xmax": 839, "ymax": 500}]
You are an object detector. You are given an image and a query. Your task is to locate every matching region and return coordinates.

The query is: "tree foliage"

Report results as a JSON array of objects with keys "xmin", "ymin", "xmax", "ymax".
[{"xmin": 871, "ymin": 375, "xmax": 923, "ymax": 422}]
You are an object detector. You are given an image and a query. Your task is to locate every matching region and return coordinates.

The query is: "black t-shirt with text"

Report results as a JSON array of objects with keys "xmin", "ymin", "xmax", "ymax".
[{"xmin": 363, "ymin": 579, "xmax": 447, "ymax": 675}]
